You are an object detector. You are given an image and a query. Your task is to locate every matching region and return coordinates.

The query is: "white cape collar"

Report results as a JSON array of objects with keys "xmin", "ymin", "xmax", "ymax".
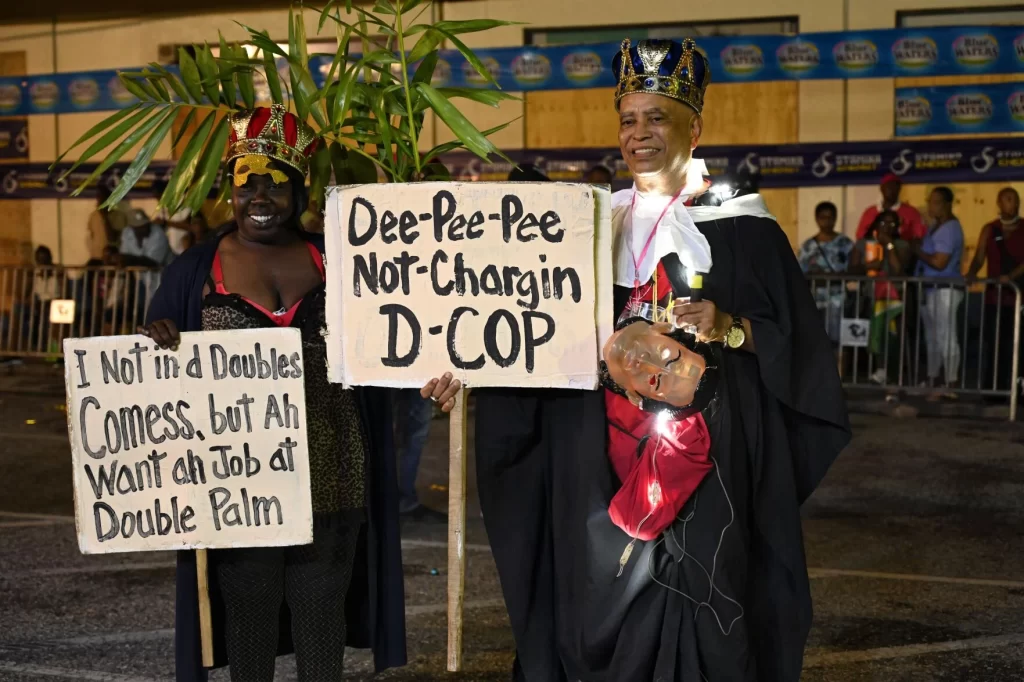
[{"xmin": 611, "ymin": 160, "xmax": 713, "ymax": 287}]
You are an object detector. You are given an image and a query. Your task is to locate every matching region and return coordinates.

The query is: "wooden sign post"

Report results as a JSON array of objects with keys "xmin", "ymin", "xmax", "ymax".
[
  {"xmin": 197, "ymin": 549, "xmax": 214, "ymax": 666},
  {"xmin": 446, "ymin": 388, "xmax": 468, "ymax": 672},
  {"xmin": 324, "ymin": 181, "xmax": 613, "ymax": 670}
]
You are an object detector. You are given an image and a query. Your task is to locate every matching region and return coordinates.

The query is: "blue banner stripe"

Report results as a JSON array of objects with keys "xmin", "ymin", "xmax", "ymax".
[
  {"xmin": 0, "ymin": 27, "xmax": 1022, "ymax": 116},
  {"xmin": 3, "ymin": 137, "xmax": 1021, "ymax": 199},
  {"xmin": 895, "ymin": 83, "xmax": 1024, "ymax": 137}
]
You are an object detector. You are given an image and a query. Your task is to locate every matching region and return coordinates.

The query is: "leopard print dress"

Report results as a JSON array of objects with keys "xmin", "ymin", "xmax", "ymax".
[{"xmin": 201, "ymin": 260, "xmax": 366, "ymax": 513}]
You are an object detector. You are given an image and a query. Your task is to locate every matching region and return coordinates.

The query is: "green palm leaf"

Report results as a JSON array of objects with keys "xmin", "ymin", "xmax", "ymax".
[
  {"xmin": 183, "ymin": 116, "xmax": 231, "ymax": 214},
  {"xmin": 72, "ymin": 107, "xmax": 173, "ymax": 203},
  {"xmin": 119, "ymin": 74, "xmax": 162, "ymax": 103},
  {"xmin": 415, "ymin": 26, "xmax": 499, "ymax": 87},
  {"xmin": 217, "ymin": 34, "xmax": 238, "ymax": 106},
  {"xmin": 234, "ymin": 46, "xmax": 257, "ymax": 108},
  {"xmin": 51, "ymin": 104, "xmax": 144, "ymax": 168},
  {"xmin": 411, "ymin": 51, "xmax": 439, "ymax": 84},
  {"xmin": 195, "ymin": 44, "xmax": 222, "ymax": 104},
  {"xmin": 171, "ymin": 108, "xmax": 198, "ymax": 149},
  {"xmin": 433, "ymin": 87, "xmax": 518, "ymax": 108},
  {"xmin": 149, "ymin": 63, "xmax": 192, "ymax": 103},
  {"xmin": 107, "ymin": 107, "xmax": 180, "ymax": 207},
  {"xmin": 57, "ymin": 104, "xmax": 154, "ymax": 180},
  {"xmin": 178, "ymin": 48, "xmax": 206, "ymax": 103},
  {"xmin": 309, "ymin": 144, "xmax": 333, "ymax": 209},
  {"xmin": 423, "ymin": 119, "xmax": 518, "ymax": 160},
  {"xmin": 146, "ymin": 71, "xmax": 172, "ymax": 102},
  {"xmin": 162, "ymin": 111, "xmax": 217, "ymax": 211}
]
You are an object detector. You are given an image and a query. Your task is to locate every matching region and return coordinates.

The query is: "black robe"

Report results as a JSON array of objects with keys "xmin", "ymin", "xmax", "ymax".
[
  {"xmin": 146, "ymin": 229, "xmax": 406, "ymax": 682},
  {"xmin": 475, "ymin": 214, "xmax": 850, "ymax": 682}
]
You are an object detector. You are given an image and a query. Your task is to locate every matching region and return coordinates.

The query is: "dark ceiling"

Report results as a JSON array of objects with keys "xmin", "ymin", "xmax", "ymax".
[{"xmin": 2, "ymin": 0, "xmax": 467, "ymax": 24}]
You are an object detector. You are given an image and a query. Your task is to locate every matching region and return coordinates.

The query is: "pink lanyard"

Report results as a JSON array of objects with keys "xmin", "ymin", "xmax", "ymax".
[{"xmin": 628, "ymin": 186, "xmax": 685, "ymax": 289}]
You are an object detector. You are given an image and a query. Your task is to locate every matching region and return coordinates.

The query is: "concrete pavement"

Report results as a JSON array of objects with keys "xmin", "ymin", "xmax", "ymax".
[{"xmin": 1, "ymin": 362, "xmax": 1023, "ymax": 680}]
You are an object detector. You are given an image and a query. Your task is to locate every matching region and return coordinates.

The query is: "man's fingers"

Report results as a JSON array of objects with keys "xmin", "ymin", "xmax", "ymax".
[
  {"xmin": 420, "ymin": 379, "xmax": 438, "ymax": 400},
  {"xmin": 430, "ymin": 373, "xmax": 454, "ymax": 401},
  {"xmin": 437, "ymin": 379, "xmax": 463, "ymax": 413},
  {"xmin": 674, "ymin": 309, "xmax": 704, "ymax": 320},
  {"xmin": 438, "ymin": 378, "xmax": 462, "ymax": 405}
]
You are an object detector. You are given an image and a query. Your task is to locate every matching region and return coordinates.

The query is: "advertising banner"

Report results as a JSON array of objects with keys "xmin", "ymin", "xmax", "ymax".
[
  {"xmin": 2, "ymin": 27, "xmax": 1022, "ymax": 115},
  {"xmin": 895, "ymin": 83, "xmax": 1024, "ymax": 137},
  {"xmin": 0, "ymin": 118, "xmax": 29, "ymax": 159},
  {"xmin": 440, "ymin": 138, "xmax": 1024, "ymax": 189},
  {"xmin": 3, "ymin": 137, "xmax": 1022, "ymax": 201}
]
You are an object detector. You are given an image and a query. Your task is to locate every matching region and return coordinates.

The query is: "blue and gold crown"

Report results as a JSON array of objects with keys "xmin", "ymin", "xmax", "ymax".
[{"xmin": 612, "ymin": 38, "xmax": 711, "ymax": 114}]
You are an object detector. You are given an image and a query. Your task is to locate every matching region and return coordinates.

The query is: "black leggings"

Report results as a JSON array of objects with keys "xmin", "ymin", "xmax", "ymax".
[{"xmin": 216, "ymin": 514, "xmax": 362, "ymax": 682}]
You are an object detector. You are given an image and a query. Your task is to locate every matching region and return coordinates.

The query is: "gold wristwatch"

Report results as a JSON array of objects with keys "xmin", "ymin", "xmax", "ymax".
[{"xmin": 724, "ymin": 315, "xmax": 746, "ymax": 349}]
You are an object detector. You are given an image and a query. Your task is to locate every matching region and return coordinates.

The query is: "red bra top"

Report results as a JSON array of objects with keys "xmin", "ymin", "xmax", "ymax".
[{"xmin": 210, "ymin": 241, "xmax": 324, "ymax": 327}]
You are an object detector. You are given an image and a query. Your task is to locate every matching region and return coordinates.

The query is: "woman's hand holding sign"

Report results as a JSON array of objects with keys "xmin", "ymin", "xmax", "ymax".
[{"xmin": 139, "ymin": 320, "xmax": 181, "ymax": 351}]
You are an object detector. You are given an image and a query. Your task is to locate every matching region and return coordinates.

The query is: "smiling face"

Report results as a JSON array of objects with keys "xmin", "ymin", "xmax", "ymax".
[
  {"xmin": 617, "ymin": 93, "xmax": 701, "ymax": 192},
  {"xmin": 231, "ymin": 157, "xmax": 295, "ymax": 242},
  {"xmin": 603, "ymin": 321, "xmax": 706, "ymax": 408}
]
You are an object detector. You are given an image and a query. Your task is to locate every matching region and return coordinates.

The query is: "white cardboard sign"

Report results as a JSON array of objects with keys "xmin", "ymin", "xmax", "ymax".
[
  {"xmin": 64, "ymin": 329, "xmax": 313, "ymax": 554},
  {"xmin": 324, "ymin": 181, "xmax": 611, "ymax": 389}
]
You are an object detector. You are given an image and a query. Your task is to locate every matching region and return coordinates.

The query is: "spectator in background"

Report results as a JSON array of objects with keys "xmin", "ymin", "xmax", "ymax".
[
  {"xmin": 857, "ymin": 173, "xmax": 926, "ymax": 242},
  {"xmin": 100, "ymin": 245, "xmax": 131, "ymax": 333},
  {"xmin": 798, "ymin": 201, "xmax": 853, "ymax": 344},
  {"xmin": 966, "ymin": 187, "xmax": 1023, "ymax": 393},
  {"xmin": 86, "ymin": 185, "xmax": 129, "ymax": 261},
  {"xmin": 120, "ymin": 208, "xmax": 169, "ymax": 325},
  {"xmin": 159, "ymin": 208, "xmax": 194, "ymax": 258},
  {"xmin": 120, "ymin": 208, "xmax": 170, "ymax": 267},
  {"xmin": 28, "ymin": 246, "xmax": 59, "ymax": 349},
  {"xmin": 914, "ymin": 186, "xmax": 965, "ymax": 399},
  {"xmin": 851, "ymin": 210, "xmax": 911, "ymax": 384},
  {"xmin": 190, "ymin": 212, "xmax": 214, "ymax": 244},
  {"xmin": 584, "ymin": 164, "xmax": 614, "ymax": 185}
]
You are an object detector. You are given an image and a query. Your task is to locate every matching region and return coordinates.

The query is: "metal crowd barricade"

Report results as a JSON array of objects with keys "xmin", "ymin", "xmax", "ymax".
[
  {"xmin": 808, "ymin": 274, "xmax": 1022, "ymax": 421},
  {"xmin": 0, "ymin": 265, "xmax": 163, "ymax": 360}
]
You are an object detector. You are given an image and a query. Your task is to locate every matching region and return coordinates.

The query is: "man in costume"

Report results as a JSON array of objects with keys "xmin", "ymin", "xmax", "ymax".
[
  {"xmin": 472, "ymin": 37, "xmax": 851, "ymax": 681},
  {"xmin": 143, "ymin": 105, "xmax": 407, "ymax": 681}
]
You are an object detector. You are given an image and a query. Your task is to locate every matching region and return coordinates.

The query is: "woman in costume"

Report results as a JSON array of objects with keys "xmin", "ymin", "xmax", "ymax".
[{"xmin": 141, "ymin": 105, "xmax": 462, "ymax": 681}]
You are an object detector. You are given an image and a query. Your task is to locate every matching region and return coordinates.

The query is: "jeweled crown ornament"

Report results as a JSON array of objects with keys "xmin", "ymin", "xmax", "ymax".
[
  {"xmin": 612, "ymin": 38, "xmax": 711, "ymax": 114},
  {"xmin": 227, "ymin": 104, "xmax": 318, "ymax": 178}
]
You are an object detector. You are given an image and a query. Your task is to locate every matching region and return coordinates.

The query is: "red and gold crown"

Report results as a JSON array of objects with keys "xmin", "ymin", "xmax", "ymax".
[{"xmin": 227, "ymin": 104, "xmax": 318, "ymax": 177}]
